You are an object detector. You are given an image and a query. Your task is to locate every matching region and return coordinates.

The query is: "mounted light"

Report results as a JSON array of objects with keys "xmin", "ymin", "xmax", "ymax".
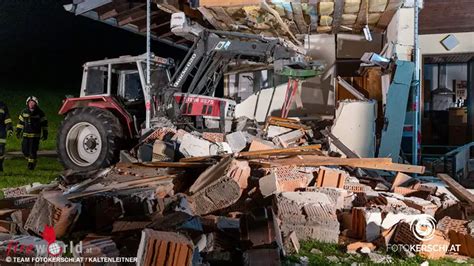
[{"xmin": 363, "ymin": 25, "xmax": 372, "ymax": 42}]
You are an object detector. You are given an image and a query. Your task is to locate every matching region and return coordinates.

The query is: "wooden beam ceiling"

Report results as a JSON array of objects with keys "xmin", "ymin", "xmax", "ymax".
[{"xmin": 420, "ymin": 0, "xmax": 474, "ymax": 34}]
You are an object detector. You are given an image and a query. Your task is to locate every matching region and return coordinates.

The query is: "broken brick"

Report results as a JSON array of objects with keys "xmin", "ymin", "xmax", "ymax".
[
  {"xmin": 24, "ymin": 191, "xmax": 81, "ymax": 239},
  {"xmin": 273, "ymin": 192, "xmax": 339, "ymax": 243},
  {"xmin": 137, "ymin": 229, "xmax": 194, "ymax": 266},
  {"xmin": 316, "ymin": 167, "xmax": 347, "ymax": 188},
  {"xmin": 190, "ymin": 157, "xmax": 250, "ymax": 215}
]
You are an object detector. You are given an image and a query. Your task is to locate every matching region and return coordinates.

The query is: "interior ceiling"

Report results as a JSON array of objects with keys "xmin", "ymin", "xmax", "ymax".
[
  {"xmin": 420, "ymin": 0, "xmax": 474, "ymax": 34},
  {"xmin": 424, "ymin": 53, "xmax": 474, "ymax": 64},
  {"xmin": 66, "ymin": 0, "xmax": 402, "ymax": 49}
]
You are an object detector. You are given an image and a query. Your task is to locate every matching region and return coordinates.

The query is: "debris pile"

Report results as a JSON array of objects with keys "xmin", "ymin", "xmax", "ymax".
[{"xmin": 1, "ymin": 116, "xmax": 473, "ymax": 264}]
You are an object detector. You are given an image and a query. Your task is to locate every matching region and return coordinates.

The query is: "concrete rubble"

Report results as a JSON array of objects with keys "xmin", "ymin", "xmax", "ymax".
[{"xmin": 0, "ymin": 115, "xmax": 473, "ymax": 264}]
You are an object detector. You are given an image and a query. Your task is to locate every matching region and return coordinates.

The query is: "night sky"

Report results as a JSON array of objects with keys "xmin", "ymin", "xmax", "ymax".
[{"xmin": 0, "ymin": 0, "xmax": 184, "ymax": 90}]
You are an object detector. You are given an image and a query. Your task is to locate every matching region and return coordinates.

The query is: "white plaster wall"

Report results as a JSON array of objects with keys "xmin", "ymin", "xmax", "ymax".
[
  {"xmin": 420, "ymin": 32, "xmax": 474, "ymax": 55},
  {"xmin": 386, "ymin": 8, "xmax": 415, "ymax": 60}
]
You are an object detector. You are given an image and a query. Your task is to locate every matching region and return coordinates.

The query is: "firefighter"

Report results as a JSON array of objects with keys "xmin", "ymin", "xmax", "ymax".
[
  {"xmin": 16, "ymin": 96, "xmax": 48, "ymax": 170},
  {"xmin": 0, "ymin": 101, "xmax": 13, "ymax": 172}
]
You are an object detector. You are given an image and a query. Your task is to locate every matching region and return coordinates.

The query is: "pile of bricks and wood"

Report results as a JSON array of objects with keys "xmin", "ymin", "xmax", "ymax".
[{"xmin": 1, "ymin": 116, "xmax": 473, "ymax": 265}]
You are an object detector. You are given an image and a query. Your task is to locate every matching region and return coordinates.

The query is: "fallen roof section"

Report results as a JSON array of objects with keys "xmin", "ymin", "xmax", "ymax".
[{"xmin": 63, "ymin": 0, "xmax": 190, "ymax": 50}]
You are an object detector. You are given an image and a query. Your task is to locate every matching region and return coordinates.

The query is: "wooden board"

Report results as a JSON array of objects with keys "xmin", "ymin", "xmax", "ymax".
[
  {"xmin": 259, "ymin": 155, "xmax": 425, "ymax": 174},
  {"xmin": 199, "ymin": 0, "xmax": 261, "ymax": 7},
  {"xmin": 332, "ymin": 0, "xmax": 345, "ymax": 33},
  {"xmin": 438, "ymin": 173, "xmax": 474, "ymax": 205},
  {"xmin": 376, "ymin": 0, "xmax": 402, "ymax": 30}
]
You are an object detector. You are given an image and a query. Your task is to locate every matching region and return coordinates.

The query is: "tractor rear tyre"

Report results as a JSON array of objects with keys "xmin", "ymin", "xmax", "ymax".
[{"xmin": 57, "ymin": 107, "xmax": 123, "ymax": 171}]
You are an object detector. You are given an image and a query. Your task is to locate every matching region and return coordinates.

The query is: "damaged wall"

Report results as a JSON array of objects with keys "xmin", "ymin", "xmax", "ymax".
[{"xmin": 386, "ymin": 7, "xmax": 415, "ymax": 60}]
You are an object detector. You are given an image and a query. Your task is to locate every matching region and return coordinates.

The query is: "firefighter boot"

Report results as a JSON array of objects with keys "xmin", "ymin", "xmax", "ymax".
[
  {"xmin": 27, "ymin": 160, "xmax": 36, "ymax": 170},
  {"xmin": 27, "ymin": 162, "xmax": 35, "ymax": 170}
]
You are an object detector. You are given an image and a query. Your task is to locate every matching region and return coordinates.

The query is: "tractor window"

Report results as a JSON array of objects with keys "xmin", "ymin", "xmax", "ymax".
[
  {"xmin": 85, "ymin": 68, "xmax": 106, "ymax": 95},
  {"xmin": 123, "ymin": 72, "xmax": 144, "ymax": 102},
  {"xmin": 149, "ymin": 67, "xmax": 169, "ymax": 95}
]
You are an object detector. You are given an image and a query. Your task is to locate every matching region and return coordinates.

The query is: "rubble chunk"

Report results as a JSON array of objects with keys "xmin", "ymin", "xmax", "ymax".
[
  {"xmin": 259, "ymin": 173, "xmax": 280, "ymax": 198},
  {"xmin": 190, "ymin": 157, "xmax": 250, "ymax": 215},
  {"xmin": 152, "ymin": 140, "xmax": 175, "ymax": 162},
  {"xmin": 24, "ymin": 191, "xmax": 81, "ymax": 238},
  {"xmin": 273, "ymin": 192, "xmax": 339, "ymax": 243},
  {"xmin": 179, "ymin": 133, "xmax": 214, "ymax": 157},
  {"xmin": 226, "ymin": 131, "xmax": 248, "ymax": 152}
]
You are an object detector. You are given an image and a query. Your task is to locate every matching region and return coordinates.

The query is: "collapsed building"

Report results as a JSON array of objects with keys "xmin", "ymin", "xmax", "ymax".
[{"xmin": 1, "ymin": 0, "xmax": 474, "ymax": 265}]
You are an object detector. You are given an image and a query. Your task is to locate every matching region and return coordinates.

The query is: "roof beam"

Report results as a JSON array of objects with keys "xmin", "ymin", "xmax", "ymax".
[
  {"xmin": 99, "ymin": 2, "xmax": 145, "ymax": 20},
  {"xmin": 138, "ymin": 19, "xmax": 170, "ymax": 33},
  {"xmin": 194, "ymin": 0, "xmax": 261, "ymax": 8},
  {"xmin": 376, "ymin": 0, "xmax": 403, "ymax": 31},
  {"xmin": 354, "ymin": 0, "xmax": 368, "ymax": 31},
  {"xmin": 332, "ymin": 0, "xmax": 344, "ymax": 33}
]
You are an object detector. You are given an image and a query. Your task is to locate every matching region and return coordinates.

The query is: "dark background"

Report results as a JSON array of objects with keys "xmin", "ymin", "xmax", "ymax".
[{"xmin": 0, "ymin": 0, "xmax": 183, "ymax": 91}]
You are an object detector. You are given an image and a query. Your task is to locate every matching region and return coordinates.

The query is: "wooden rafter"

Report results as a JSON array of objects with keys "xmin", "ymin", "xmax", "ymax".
[
  {"xmin": 308, "ymin": 0, "xmax": 319, "ymax": 32},
  {"xmin": 332, "ymin": 0, "xmax": 345, "ymax": 33},
  {"xmin": 138, "ymin": 20, "xmax": 170, "ymax": 33},
  {"xmin": 291, "ymin": 1, "xmax": 309, "ymax": 34},
  {"xmin": 118, "ymin": 10, "xmax": 160, "ymax": 26},
  {"xmin": 198, "ymin": 0, "xmax": 261, "ymax": 7},
  {"xmin": 376, "ymin": 0, "xmax": 403, "ymax": 30},
  {"xmin": 354, "ymin": 0, "xmax": 368, "ymax": 31},
  {"xmin": 99, "ymin": 2, "xmax": 144, "ymax": 20}
]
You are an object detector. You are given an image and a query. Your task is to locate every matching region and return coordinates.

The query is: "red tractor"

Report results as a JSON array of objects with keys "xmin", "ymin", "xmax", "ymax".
[{"xmin": 57, "ymin": 29, "xmax": 306, "ymax": 171}]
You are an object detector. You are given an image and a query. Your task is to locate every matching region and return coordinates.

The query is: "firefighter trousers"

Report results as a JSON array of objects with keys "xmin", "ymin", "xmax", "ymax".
[
  {"xmin": 22, "ymin": 137, "xmax": 40, "ymax": 170},
  {"xmin": 0, "ymin": 143, "xmax": 4, "ymax": 171}
]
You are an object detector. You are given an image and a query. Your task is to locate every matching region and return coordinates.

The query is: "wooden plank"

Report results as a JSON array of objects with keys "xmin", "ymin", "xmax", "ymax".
[
  {"xmin": 198, "ymin": 0, "xmax": 261, "ymax": 7},
  {"xmin": 337, "ymin": 76, "xmax": 367, "ymax": 100},
  {"xmin": 179, "ymin": 145, "xmax": 322, "ymax": 162},
  {"xmin": 237, "ymin": 144, "xmax": 322, "ymax": 157},
  {"xmin": 354, "ymin": 0, "xmax": 368, "ymax": 30},
  {"xmin": 321, "ymin": 129, "xmax": 358, "ymax": 157},
  {"xmin": 139, "ymin": 21, "xmax": 170, "ymax": 33},
  {"xmin": 210, "ymin": 7, "xmax": 234, "ymax": 31},
  {"xmin": 198, "ymin": 7, "xmax": 228, "ymax": 30},
  {"xmin": 438, "ymin": 173, "xmax": 474, "ymax": 205},
  {"xmin": 291, "ymin": 1, "xmax": 309, "ymax": 33},
  {"xmin": 139, "ymin": 161, "xmax": 211, "ymax": 168},
  {"xmin": 332, "ymin": 0, "xmax": 345, "ymax": 33},
  {"xmin": 321, "ymin": 129, "xmax": 391, "ymax": 187},
  {"xmin": 376, "ymin": 0, "xmax": 402, "ymax": 30},
  {"xmin": 260, "ymin": 155, "xmax": 425, "ymax": 174},
  {"xmin": 308, "ymin": 0, "xmax": 319, "ymax": 32}
]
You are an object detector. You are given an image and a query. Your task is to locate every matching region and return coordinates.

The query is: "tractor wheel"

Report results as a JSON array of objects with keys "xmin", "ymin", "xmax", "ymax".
[{"xmin": 57, "ymin": 107, "xmax": 123, "ymax": 171}]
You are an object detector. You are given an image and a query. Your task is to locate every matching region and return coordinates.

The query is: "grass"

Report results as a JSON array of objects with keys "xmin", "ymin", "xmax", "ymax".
[
  {"xmin": 0, "ymin": 157, "xmax": 62, "ymax": 192},
  {"xmin": 285, "ymin": 241, "xmax": 474, "ymax": 265},
  {"xmin": 0, "ymin": 87, "xmax": 75, "ymax": 151}
]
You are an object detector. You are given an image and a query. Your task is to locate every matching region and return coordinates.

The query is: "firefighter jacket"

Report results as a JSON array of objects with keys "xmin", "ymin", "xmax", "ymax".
[
  {"xmin": 16, "ymin": 108, "xmax": 48, "ymax": 138},
  {"xmin": 0, "ymin": 101, "xmax": 13, "ymax": 143}
]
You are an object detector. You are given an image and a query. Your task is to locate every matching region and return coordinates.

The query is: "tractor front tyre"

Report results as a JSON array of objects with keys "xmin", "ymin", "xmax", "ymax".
[{"xmin": 57, "ymin": 107, "xmax": 123, "ymax": 171}]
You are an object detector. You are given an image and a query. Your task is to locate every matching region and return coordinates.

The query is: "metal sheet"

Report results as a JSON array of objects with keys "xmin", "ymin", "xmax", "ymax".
[{"xmin": 377, "ymin": 60, "xmax": 415, "ymax": 161}]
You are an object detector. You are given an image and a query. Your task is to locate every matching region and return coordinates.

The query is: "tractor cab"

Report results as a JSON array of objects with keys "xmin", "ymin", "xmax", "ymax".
[{"xmin": 80, "ymin": 54, "xmax": 173, "ymax": 127}]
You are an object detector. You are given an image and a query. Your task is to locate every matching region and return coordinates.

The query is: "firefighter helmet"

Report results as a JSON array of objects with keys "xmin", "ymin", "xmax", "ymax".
[{"xmin": 26, "ymin": 96, "xmax": 39, "ymax": 106}]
